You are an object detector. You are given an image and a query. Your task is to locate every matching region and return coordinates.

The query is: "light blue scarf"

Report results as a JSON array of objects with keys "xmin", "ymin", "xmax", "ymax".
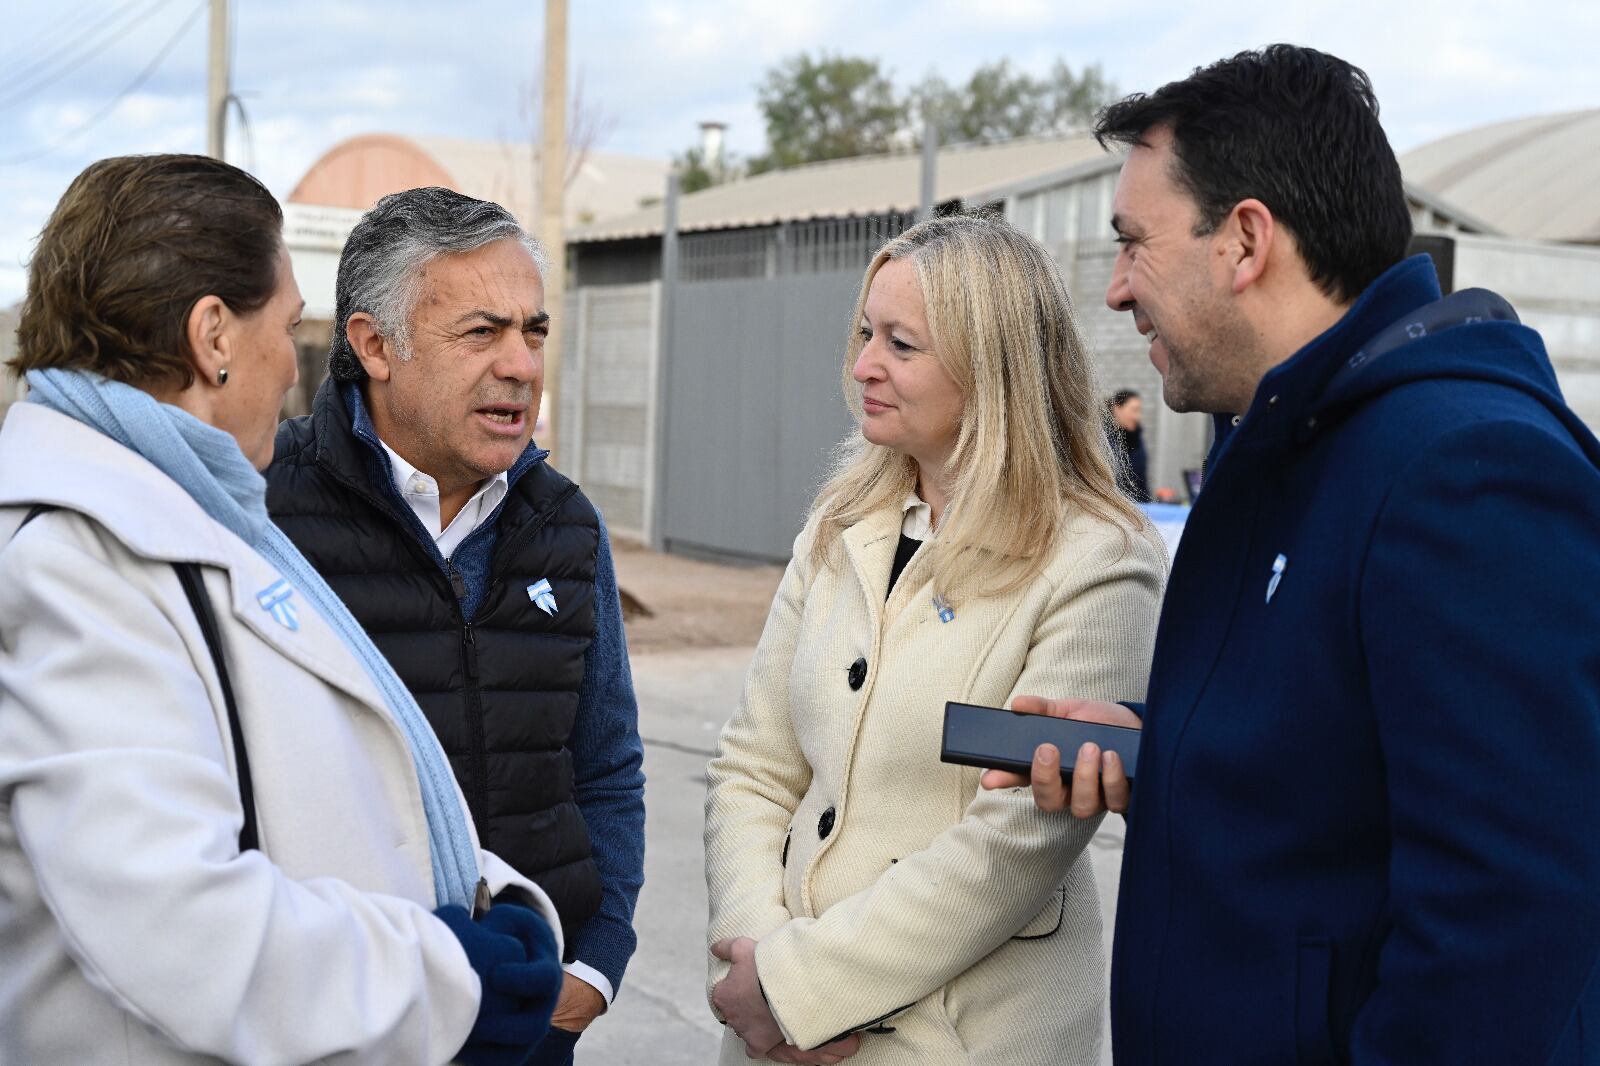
[{"xmin": 26, "ymin": 368, "xmax": 480, "ymax": 910}]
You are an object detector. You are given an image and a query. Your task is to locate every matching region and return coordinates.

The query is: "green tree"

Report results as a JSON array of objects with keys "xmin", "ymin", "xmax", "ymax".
[
  {"xmin": 913, "ymin": 60, "xmax": 1041, "ymax": 144},
  {"xmin": 1040, "ymin": 60, "xmax": 1116, "ymax": 133},
  {"xmin": 912, "ymin": 60, "xmax": 1117, "ymax": 145},
  {"xmin": 748, "ymin": 53, "xmax": 908, "ymax": 174},
  {"xmin": 672, "ymin": 145, "xmax": 741, "ymax": 194}
]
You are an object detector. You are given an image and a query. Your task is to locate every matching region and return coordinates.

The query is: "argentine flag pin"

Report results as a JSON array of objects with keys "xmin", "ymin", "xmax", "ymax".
[
  {"xmin": 527, "ymin": 578, "xmax": 559, "ymax": 616},
  {"xmin": 933, "ymin": 595, "xmax": 955, "ymax": 624},
  {"xmin": 1265, "ymin": 554, "xmax": 1288, "ymax": 604},
  {"xmin": 255, "ymin": 579, "xmax": 300, "ymax": 631}
]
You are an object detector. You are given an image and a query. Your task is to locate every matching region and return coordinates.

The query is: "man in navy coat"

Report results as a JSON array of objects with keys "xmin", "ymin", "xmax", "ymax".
[{"xmin": 986, "ymin": 45, "xmax": 1600, "ymax": 1063}]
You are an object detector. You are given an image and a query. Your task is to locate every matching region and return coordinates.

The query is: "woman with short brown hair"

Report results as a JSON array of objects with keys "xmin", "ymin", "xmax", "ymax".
[{"xmin": 1, "ymin": 154, "xmax": 563, "ymax": 1065}]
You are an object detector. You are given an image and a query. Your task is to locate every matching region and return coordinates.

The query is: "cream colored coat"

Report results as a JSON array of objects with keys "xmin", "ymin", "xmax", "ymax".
[
  {"xmin": 0, "ymin": 405, "xmax": 561, "ymax": 1066},
  {"xmin": 705, "ymin": 501, "xmax": 1165, "ymax": 1065}
]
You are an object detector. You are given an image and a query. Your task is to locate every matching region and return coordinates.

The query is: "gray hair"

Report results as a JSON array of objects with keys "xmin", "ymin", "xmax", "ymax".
[{"xmin": 327, "ymin": 186, "xmax": 548, "ymax": 382}]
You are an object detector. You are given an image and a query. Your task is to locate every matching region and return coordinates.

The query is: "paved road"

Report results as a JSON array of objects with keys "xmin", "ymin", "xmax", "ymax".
[{"xmin": 578, "ymin": 646, "xmax": 1125, "ymax": 1066}]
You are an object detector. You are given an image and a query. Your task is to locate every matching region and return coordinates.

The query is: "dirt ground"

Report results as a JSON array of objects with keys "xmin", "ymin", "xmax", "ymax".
[{"xmin": 611, "ymin": 538, "xmax": 784, "ymax": 652}]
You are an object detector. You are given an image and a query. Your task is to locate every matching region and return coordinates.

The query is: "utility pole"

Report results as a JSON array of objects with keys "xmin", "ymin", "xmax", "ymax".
[
  {"xmin": 538, "ymin": 0, "xmax": 568, "ymax": 463},
  {"xmin": 206, "ymin": 0, "xmax": 228, "ymax": 159},
  {"xmin": 652, "ymin": 170, "xmax": 681, "ymax": 550}
]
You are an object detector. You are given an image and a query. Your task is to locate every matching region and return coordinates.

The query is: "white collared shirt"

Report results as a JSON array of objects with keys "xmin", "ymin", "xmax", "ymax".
[
  {"xmin": 379, "ymin": 440, "xmax": 509, "ymax": 560},
  {"xmin": 902, "ymin": 491, "xmax": 937, "ymax": 541}
]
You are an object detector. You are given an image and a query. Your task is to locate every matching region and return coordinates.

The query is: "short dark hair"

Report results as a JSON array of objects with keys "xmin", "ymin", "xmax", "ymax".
[
  {"xmin": 1110, "ymin": 388, "xmax": 1140, "ymax": 408},
  {"xmin": 1094, "ymin": 44, "xmax": 1411, "ymax": 303},
  {"xmin": 12, "ymin": 154, "xmax": 282, "ymax": 392},
  {"xmin": 327, "ymin": 187, "xmax": 543, "ymax": 383}
]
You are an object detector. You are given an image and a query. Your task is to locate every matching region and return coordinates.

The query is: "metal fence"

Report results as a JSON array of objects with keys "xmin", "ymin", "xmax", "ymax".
[{"xmin": 678, "ymin": 214, "xmax": 916, "ymax": 282}]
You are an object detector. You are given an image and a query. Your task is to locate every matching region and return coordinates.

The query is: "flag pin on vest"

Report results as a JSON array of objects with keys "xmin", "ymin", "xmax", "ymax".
[
  {"xmin": 527, "ymin": 578, "xmax": 559, "ymax": 616},
  {"xmin": 256, "ymin": 578, "xmax": 299, "ymax": 631},
  {"xmin": 1265, "ymin": 553, "xmax": 1287, "ymax": 604}
]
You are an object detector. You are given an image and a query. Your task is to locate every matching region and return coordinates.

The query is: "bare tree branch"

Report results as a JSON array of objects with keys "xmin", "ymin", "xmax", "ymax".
[{"xmin": 517, "ymin": 63, "xmax": 617, "ymax": 196}]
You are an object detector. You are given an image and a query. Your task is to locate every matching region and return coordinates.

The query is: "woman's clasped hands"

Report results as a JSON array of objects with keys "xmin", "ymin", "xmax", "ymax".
[{"xmin": 710, "ymin": 937, "xmax": 861, "ymax": 1064}]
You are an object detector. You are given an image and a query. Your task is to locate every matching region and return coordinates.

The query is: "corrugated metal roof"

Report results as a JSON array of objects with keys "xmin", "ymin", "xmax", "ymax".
[
  {"xmin": 570, "ymin": 132, "xmax": 1110, "ymax": 242},
  {"xmin": 1401, "ymin": 109, "xmax": 1600, "ymax": 243}
]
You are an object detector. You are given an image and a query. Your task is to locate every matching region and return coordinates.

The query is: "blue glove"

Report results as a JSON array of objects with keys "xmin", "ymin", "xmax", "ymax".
[{"xmin": 434, "ymin": 903, "xmax": 564, "ymax": 1066}]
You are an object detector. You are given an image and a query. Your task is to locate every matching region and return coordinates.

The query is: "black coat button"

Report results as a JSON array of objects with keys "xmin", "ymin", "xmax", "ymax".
[
  {"xmin": 818, "ymin": 807, "xmax": 836, "ymax": 839},
  {"xmin": 847, "ymin": 657, "xmax": 867, "ymax": 690}
]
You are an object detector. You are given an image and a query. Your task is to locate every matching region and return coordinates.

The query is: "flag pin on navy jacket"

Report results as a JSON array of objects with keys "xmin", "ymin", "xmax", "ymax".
[
  {"xmin": 1265, "ymin": 553, "xmax": 1287, "ymax": 604},
  {"xmin": 527, "ymin": 577, "xmax": 559, "ymax": 616}
]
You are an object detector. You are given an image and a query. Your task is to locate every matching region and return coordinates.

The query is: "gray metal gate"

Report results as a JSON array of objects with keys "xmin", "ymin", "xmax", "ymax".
[{"xmin": 656, "ymin": 216, "xmax": 912, "ymax": 561}]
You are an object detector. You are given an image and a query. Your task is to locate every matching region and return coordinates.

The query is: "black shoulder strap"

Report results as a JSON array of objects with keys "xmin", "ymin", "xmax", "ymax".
[
  {"xmin": 13, "ymin": 504, "xmax": 259, "ymax": 853},
  {"xmin": 173, "ymin": 563, "xmax": 259, "ymax": 853},
  {"xmin": 18, "ymin": 503, "xmax": 56, "ymax": 531}
]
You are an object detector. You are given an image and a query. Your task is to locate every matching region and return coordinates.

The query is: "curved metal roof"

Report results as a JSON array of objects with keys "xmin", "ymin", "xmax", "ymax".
[
  {"xmin": 287, "ymin": 133, "xmax": 668, "ymax": 230},
  {"xmin": 1401, "ymin": 109, "xmax": 1600, "ymax": 243}
]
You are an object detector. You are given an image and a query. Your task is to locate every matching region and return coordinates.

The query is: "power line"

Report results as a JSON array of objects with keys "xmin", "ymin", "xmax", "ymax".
[
  {"xmin": 0, "ymin": 0, "xmax": 207, "ymax": 167},
  {"xmin": 0, "ymin": 1, "xmax": 108, "ymax": 77},
  {"xmin": 0, "ymin": 0, "xmax": 179, "ymax": 111},
  {"xmin": 0, "ymin": 0, "xmax": 154, "ymax": 94}
]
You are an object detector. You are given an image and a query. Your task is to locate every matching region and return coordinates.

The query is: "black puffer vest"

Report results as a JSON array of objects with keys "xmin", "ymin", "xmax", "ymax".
[{"xmin": 265, "ymin": 380, "xmax": 602, "ymax": 945}]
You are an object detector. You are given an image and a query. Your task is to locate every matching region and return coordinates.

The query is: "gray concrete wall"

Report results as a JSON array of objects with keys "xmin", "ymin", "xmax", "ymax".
[
  {"xmin": 1064, "ymin": 240, "xmax": 1212, "ymax": 496},
  {"xmin": 561, "ymin": 282, "xmax": 662, "ymax": 542},
  {"xmin": 1016, "ymin": 170, "xmax": 1212, "ymax": 497},
  {"xmin": 1448, "ymin": 232, "xmax": 1600, "ymax": 430}
]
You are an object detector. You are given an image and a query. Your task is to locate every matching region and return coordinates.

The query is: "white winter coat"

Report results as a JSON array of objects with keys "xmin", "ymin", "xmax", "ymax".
[{"xmin": 0, "ymin": 404, "xmax": 561, "ymax": 1065}]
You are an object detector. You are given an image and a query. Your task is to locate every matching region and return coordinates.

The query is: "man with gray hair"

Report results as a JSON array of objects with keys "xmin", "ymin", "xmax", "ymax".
[{"xmin": 267, "ymin": 186, "xmax": 645, "ymax": 1065}]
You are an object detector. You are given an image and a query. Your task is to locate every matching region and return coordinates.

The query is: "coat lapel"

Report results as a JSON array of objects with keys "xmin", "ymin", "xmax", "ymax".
[
  {"xmin": 0, "ymin": 405, "xmax": 395, "ymax": 728},
  {"xmin": 1144, "ymin": 440, "xmax": 1267, "ymax": 777},
  {"xmin": 219, "ymin": 550, "xmax": 390, "ymax": 715},
  {"xmin": 840, "ymin": 507, "xmax": 902, "ymax": 629}
]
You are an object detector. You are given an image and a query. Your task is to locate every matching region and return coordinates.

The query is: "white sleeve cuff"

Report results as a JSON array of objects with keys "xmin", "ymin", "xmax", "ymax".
[{"xmin": 564, "ymin": 960, "xmax": 616, "ymax": 1006}]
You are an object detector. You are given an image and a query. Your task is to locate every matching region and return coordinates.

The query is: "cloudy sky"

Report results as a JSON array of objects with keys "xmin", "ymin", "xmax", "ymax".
[{"xmin": 1, "ymin": 0, "xmax": 1596, "ymax": 304}]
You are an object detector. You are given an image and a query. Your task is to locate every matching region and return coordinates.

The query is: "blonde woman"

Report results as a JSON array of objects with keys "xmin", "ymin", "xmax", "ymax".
[{"xmin": 703, "ymin": 213, "xmax": 1167, "ymax": 1066}]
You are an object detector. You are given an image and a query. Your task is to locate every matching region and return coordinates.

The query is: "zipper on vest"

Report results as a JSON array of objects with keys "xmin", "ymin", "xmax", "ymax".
[
  {"xmin": 460, "ymin": 621, "xmax": 489, "ymax": 829},
  {"xmin": 462, "ymin": 622, "xmax": 480, "ymax": 680}
]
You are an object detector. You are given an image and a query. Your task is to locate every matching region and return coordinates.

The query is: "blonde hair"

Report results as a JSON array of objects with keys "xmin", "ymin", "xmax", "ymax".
[{"xmin": 809, "ymin": 211, "xmax": 1140, "ymax": 602}]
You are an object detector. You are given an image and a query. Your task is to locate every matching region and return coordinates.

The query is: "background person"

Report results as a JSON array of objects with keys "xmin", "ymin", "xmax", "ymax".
[
  {"xmin": 986, "ymin": 45, "xmax": 1600, "ymax": 1064},
  {"xmin": 1105, "ymin": 389, "xmax": 1149, "ymax": 502},
  {"xmin": 0, "ymin": 154, "xmax": 563, "ymax": 1065},
  {"xmin": 703, "ymin": 213, "xmax": 1166, "ymax": 1065},
  {"xmin": 266, "ymin": 187, "xmax": 646, "ymax": 1066}
]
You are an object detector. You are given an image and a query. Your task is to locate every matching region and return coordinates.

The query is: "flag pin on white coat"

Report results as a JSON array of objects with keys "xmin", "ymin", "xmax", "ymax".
[
  {"xmin": 527, "ymin": 578, "xmax": 559, "ymax": 616},
  {"xmin": 256, "ymin": 578, "xmax": 299, "ymax": 631},
  {"xmin": 1265, "ymin": 554, "xmax": 1287, "ymax": 604},
  {"xmin": 933, "ymin": 595, "xmax": 955, "ymax": 623}
]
